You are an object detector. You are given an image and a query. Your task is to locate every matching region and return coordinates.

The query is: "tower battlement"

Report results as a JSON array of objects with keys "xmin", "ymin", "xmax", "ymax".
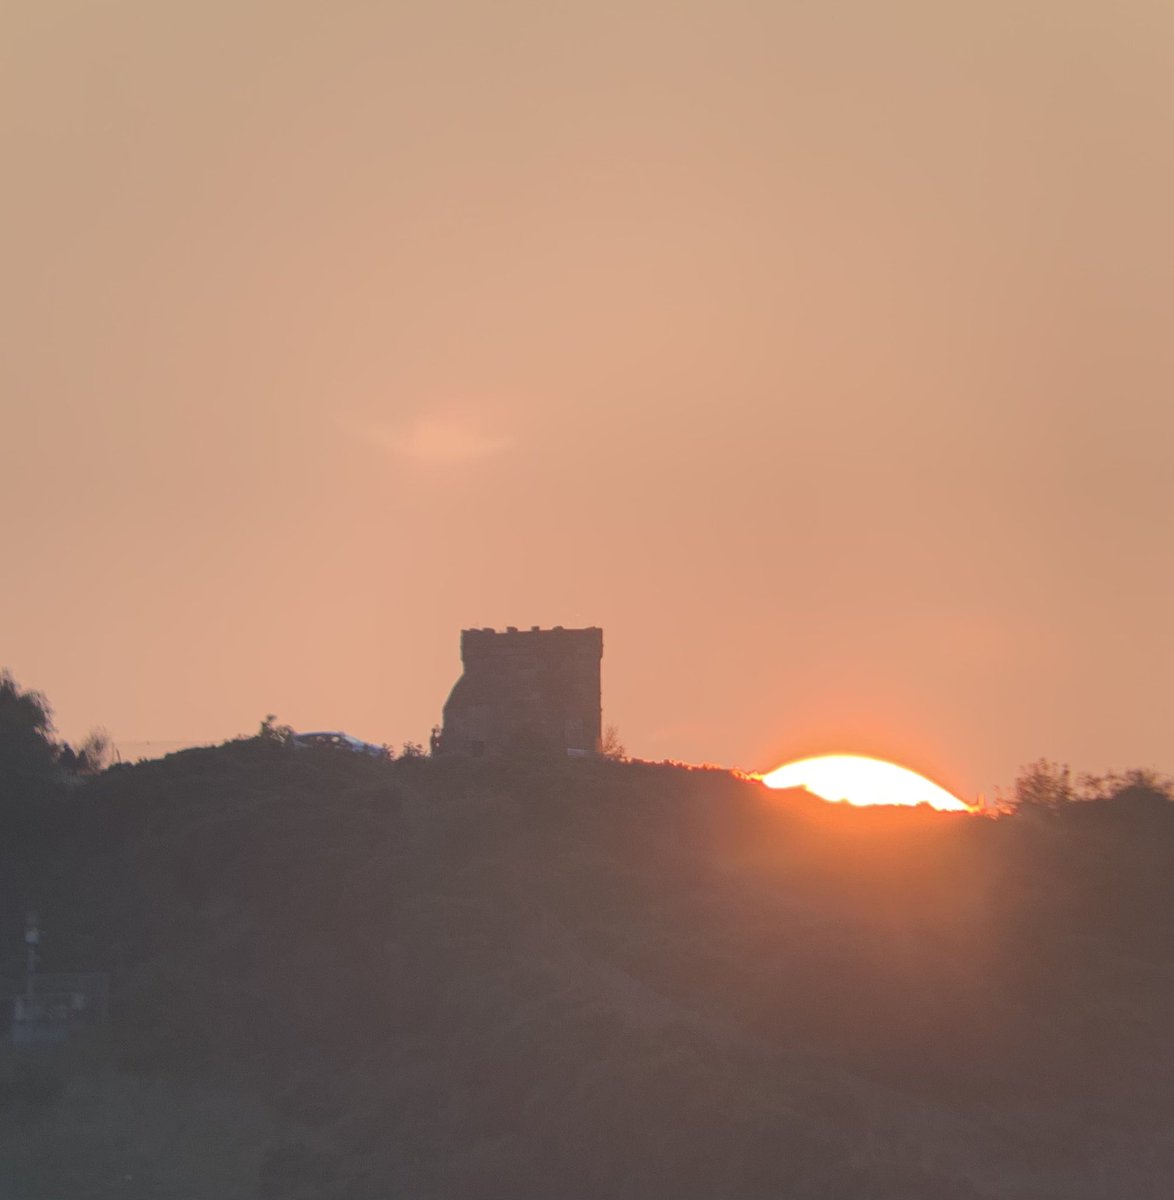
[{"xmin": 460, "ymin": 625, "xmax": 603, "ymax": 657}]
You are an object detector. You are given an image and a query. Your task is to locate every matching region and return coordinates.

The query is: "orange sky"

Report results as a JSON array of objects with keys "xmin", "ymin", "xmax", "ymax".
[{"xmin": 3, "ymin": 1, "xmax": 1172, "ymax": 797}]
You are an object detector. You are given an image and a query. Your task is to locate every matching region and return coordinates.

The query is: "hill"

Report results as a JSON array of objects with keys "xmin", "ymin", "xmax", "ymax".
[{"xmin": 4, "ymin": 744, "xmax": 1174, "ymax": 1198}]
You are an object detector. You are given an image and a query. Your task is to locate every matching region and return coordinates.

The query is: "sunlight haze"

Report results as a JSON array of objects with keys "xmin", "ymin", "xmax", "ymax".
[{"xmin": 4, "ymin": 1, "xmax": 1173, "ymax": 794}]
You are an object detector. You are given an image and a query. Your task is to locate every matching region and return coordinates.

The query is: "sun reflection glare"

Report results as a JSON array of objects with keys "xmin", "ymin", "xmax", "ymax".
[{"xmin": 760, "ymin": 754, "xmax": 970, "ymax": 811}]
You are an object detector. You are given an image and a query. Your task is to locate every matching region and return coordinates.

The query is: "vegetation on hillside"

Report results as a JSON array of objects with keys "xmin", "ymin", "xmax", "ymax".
[
  {"xmin": 3, "ymin": 678, "xmax": 1174, "ymax": 1198},
  {"xmin": 0, "ymin": 672, "xmax": 109, "ymax": 784}
]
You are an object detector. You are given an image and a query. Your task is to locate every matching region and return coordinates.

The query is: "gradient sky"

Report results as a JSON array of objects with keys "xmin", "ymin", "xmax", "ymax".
[{"xmin": 4, "ymin": 1, "xmax": 1172, "ymax": 797}]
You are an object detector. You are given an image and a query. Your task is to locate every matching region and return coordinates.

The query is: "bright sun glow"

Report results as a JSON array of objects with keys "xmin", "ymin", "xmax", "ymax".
[{"xmin": 760, "ymin": 754, "xmax": 971, "ymax": 811}]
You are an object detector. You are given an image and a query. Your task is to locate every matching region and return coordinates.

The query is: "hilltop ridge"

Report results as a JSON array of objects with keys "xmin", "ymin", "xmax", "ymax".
[{"xmin": 4, "ymin": 742, "xmax": 1174, "ymax": 1198}]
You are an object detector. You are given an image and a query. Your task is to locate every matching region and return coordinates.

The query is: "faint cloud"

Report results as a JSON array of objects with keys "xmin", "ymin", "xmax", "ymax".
[{"xmin": 355, "ymin": 414, "xmax": 514, "ymax": 465}]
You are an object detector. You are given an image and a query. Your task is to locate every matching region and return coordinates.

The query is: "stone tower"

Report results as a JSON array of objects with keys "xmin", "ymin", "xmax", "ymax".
[{"xmin": 439, "ymin": 626, "xmax": 603, "ymax": 757}]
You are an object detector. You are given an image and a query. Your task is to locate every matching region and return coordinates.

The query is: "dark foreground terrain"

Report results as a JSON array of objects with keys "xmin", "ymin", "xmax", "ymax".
[{"xmin": 4, "ymin": 743, "xmax": 1174, "ymax": 1198}]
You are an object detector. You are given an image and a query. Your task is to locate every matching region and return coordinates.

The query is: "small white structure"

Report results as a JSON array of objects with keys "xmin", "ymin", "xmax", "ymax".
[{"xmin": 289, "ymin": 731, "xmax": 388, "ymax": 758}]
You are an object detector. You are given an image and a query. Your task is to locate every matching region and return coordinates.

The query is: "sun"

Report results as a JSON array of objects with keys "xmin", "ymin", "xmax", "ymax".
[{"xmin": 759, "ymin": 754, "xmax": 970, "ymax": 811}]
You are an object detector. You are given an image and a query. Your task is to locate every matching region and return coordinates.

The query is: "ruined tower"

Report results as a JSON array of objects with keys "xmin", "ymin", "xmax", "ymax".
[{"xmin": 439, "ymin": 626, "xmax": 603, "ymax": 757}]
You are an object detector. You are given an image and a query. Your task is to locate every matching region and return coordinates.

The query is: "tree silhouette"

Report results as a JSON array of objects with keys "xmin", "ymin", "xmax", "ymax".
[
  {"xmin": 601, "ymin": 723, "xmax": 627, "ymax": 760},
  {"xmin": 0, "ymin": 669, "xmax": 60, "ymax": 779}
]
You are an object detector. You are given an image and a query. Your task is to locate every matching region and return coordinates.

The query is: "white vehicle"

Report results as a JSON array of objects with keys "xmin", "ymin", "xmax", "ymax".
[{"xmin": 289, "ymin": 731, "xmax": 389, "ymax": 758}]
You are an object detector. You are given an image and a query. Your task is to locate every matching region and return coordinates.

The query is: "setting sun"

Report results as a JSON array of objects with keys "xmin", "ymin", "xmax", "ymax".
[{"xmin": 760, "ymin": 754, "xmax": 971, "ymax": 811}]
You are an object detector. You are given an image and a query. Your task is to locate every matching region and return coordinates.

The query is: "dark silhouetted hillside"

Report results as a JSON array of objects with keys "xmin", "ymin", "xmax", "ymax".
[{"xmin": 5, "ymin": 742, "xmax": 1174, "ymax": 1198}]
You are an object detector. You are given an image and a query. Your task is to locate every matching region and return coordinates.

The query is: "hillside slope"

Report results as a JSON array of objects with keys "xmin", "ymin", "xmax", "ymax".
[{"xmin": 4, "ymin": 744, "xmax": 1174, "ymax": 1198}]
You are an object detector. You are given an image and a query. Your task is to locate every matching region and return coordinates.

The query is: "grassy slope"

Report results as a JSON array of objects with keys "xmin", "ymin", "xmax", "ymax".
[{"xmin": 4, "ymin": 743, "xmax": 1174, "ymax": 1198}]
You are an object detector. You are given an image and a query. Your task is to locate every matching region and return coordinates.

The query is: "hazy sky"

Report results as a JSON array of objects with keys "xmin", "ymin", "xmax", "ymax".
[{"xmin": 4, "ymin": 1, "xmax": 1172, "ymax": 796}]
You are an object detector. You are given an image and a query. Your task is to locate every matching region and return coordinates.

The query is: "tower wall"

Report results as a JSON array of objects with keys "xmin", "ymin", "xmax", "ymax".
[{"xmin": 440, "ymin": 626, "xmax": 603, "ymax": 757}]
